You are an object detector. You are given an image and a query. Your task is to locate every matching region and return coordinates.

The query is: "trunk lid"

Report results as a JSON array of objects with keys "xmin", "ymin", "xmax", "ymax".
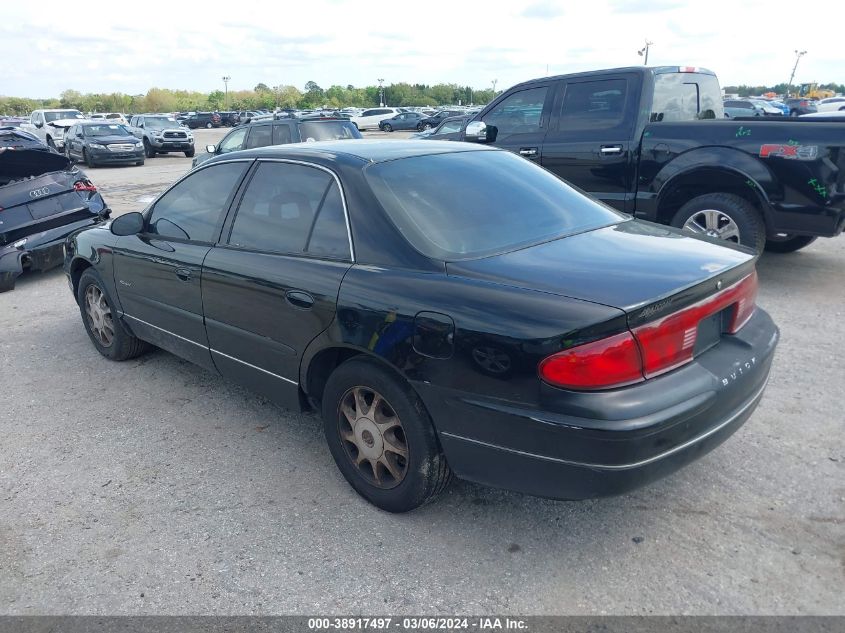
[{"xmin": 446, "ymin": 221, "xmax": 755, "ymax": 320}]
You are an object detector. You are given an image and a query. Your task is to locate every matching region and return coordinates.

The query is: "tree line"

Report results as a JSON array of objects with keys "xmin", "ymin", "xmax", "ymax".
[{"xmin": 0, "ymin": 81, "xmax": 498, "ymax": 116}]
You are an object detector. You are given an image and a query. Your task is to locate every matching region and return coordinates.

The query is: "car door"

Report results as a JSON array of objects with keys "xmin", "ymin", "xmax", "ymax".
[
  {"xmin": 478, "ymin": 84, "xmax": 552, "ymax": 164},
  {"xmin": 112, "ymin": 160, "xmax": 251, "ymax": 371},
  {"xmin": 540, "ymin": 74, "xmax": 639, "ymax": 212},
  {"xmin": 66, "ymin": 125, "xmax": 78, "ymax": 157},
  {"xmin": 201, "ymin": 159, "xmax": 354, "ymax": 410}
]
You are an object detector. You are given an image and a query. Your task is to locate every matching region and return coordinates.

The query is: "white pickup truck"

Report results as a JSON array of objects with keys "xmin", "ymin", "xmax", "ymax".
[{"xmin": 21, "ymin": 109, "xmax": 86, "ymax": 150}]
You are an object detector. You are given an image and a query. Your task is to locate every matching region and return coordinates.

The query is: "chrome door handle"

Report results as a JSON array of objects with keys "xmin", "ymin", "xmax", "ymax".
[
  {"xmin": 519, "ymin": 147, "xmax": 538, "ymax": 157},
  {"xmin": 175, "ymin": 267, "xmax": 192, "ymax": 281},
  {"xmin": 600, "ymin": 145, "xmax": 623, "ymax": 155}
]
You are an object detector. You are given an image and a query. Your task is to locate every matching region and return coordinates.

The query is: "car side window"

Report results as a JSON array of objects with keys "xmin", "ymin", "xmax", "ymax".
[
  {"xmin": 218, "ymin": 127, "xmax": 247, "ymax": 154},
  {"xmin": 482, "ymin": 86, "xmax": 548, "ymax": 138},
  {"xmin": 227, "ymin": 162, "xmax": 350, "ymax": 260},
  {"xmin": 439, "ymin": 120, "xmax": 463, "ymax": 134},
  {"xmin": 147, "ymin": 162, "xmax": 248, "ymax": 243},
  {"xmin": 245, "ymin": 125, "xmax": 272, "ymax": 149},
  {"xmin": 558, "ymin": 79, "xmax": 630, "ymax": 131},
  {"xmin": 272, "ymin": 124, "xmax": 292, "ymax": 145}
]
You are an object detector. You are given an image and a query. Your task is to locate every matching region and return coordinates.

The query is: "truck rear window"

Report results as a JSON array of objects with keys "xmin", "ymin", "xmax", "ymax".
[{"xmin": 650, "ymin": 73, "xmax": 724, "ymax": 122}]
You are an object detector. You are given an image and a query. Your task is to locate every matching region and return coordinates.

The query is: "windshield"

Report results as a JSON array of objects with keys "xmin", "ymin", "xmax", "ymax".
[
  {"xmin": 84, "ymin": 124, "xmax": 132, "ymax": 137},
  {"xmin": 45, "ymin": 110, "xmax": 84, "ymax": 122},
  {"xmin": 299, "ymin": 121, "xmax": 362, "ymax": 141},
  {"xmin": 365, "ymin": 150, "xmax": 625, "ymax": 260},
  {"xmin": 145, "ymin": 116, "xmax": 179, "ymax": 129},
  {"xmin": 650, "ymin": 72, "xmax": 724, "ymax": 121}
]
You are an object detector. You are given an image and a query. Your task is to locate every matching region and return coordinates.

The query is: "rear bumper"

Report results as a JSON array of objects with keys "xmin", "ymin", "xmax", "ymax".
[
  {"xmin": 419, "ymin": 308, "xmax": 779, "ymax": 500},
  {"xmin": 0, "ymin": 216, "xmax": 102, "ymax": 292}
]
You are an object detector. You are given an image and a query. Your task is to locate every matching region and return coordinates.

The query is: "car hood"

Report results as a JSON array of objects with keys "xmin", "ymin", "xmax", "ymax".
[
  {"xmin": 86, "ymin": 135, "xmax": 139, "ymax": 144},
  {"xmin": 446, "ymin": 221, "xmax": 754, "ymax": 314},
  {"xmin": 1, "ymin": 147, "xmax": 70, "ymax": 180}
]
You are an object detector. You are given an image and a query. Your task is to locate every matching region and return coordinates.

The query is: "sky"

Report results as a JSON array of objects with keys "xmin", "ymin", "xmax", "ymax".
[{"xmin": 1, "ymin": 0, "xmax": 839, "ymax": 98}]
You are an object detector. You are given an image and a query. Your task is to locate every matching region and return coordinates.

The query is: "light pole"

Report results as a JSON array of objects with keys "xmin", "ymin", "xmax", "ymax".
[
  {"xmin": 787, "ymin": 50, "xmax": 807, "ymax": 98},
  {"xmin": 222, "ymin": 75, "xmax": 230, "ymax": 110},
  {"xmin": 491, "ymin": 79, "xmax": 498, "ymax": 95},
  {"xmin": 378, "ymin": 78, "xmax": 385, "ymax": 107},
  {"xmin": 637, "ymin": 40, "xmax": 653, "ymax": 65}
]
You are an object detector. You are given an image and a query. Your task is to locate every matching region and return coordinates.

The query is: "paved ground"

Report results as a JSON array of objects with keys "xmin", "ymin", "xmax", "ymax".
[{"xmin": 0, "ymin": 130, "xmax": 842, "ymax": 615}]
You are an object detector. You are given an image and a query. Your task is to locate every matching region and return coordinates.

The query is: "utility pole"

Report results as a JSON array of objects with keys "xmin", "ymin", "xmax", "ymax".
[
  {"xmin": 637, "ymin": 40, "xmax": 653, "ymax": 65},
  {"xmin": 222, "ymin": 75, "xmax": 230, "ymax": 109},
  {"xmin": 378, "ymin": 78, "xmax": 385, "ymax": 106},
  {"xmin": 787, "ymin": 50, "xmax": 807, "ymax": 98},
  {"xmin": 491, "ymin": 78, "xmax": 498, "ymax": 95}
]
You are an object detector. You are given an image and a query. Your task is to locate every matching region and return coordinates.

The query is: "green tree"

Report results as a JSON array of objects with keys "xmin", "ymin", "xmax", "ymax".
[{"xmin": 254, "ymin": 83, "xmax": 270, "ymax": 92}]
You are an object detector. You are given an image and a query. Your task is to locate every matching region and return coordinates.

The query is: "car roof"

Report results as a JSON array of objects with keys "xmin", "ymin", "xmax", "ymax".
[{"xmin": 215, "ymin": 139, "xmax": 497, "ymax": 164}]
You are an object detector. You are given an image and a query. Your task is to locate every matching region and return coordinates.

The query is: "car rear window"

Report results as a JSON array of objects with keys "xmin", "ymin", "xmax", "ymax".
[{"xmin": 365, "ymin": 150, "xmax": 625, "ymax": 260}]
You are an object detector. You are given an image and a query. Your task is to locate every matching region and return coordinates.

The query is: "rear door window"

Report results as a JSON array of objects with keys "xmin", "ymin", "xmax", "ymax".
[
  {"xmin": 272, "ymin": 124, "xmax": 292, "ymax": 145},
  {"xmin": 227, "ymin": 162, "xmax": 351, "ymax": 260},
  {"xmin": 556, "ymin": 78, "xmax": 633, "ymax": 137}
]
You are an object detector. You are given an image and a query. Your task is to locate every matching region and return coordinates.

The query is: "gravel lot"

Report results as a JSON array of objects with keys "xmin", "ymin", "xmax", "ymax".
[{"xmin": 0, "ymin": 127, "xmax": 842, "ymax": 615}]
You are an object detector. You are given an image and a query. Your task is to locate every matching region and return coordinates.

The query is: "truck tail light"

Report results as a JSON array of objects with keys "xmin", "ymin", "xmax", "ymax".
[{"xmin": 539, "ymin": 272, "xmax": 758, "ymax": 389}]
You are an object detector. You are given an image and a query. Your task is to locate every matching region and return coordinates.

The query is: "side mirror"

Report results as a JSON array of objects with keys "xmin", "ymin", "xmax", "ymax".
[
  {"xmin": 110, "ymin": 211, "xmax": 144, "ymax": 236},
  {"xmin": 206, "ymin": 144, "xmax": 216, "ymax": 153},
  {"xmin": 464, "ymin": 121, "xmax": 497, "ymax": 143}
]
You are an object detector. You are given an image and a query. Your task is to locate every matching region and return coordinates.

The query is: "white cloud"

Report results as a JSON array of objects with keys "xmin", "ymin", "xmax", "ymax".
[{"xmin": 1, "ymin": 0, "xmax": 839, "ymax": 98}]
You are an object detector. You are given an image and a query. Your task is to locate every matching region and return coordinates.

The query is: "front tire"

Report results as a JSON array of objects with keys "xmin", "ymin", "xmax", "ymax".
[
  {"xmin": 206, "ymin": 122, "xmax": 212, "ymax": 129},
  {"xmin": 184, "ymin": 148, "xmax": 195, "ymax": 158},
  {"xmin": 321, "ymin": 358, "xmax": 451, "ymax": 512},
  {"xmin": 764, "ymin": 234, "xmax": 817, "ymax": 253},
  {"xmin": 77, "ymin": 269, "xmax": 150, "ymax": 361},
  {"xmin": 421, "ymin": 123, "xmax": 432, "ymax": 130},
  {"xmin": 83, "ymin": 149, "xmax": 96, "ymax": 168},
  {"xmin": 671, "ymin": 193, "xmax": 766, "ymax": 255},
  {"xmin": 143, "ymin": 139, "xmax": 156, "ymax": 158},
  {"xmin": 47, "ymin": 137, "xmax": 56, "ymax": 150},
  {"xmin": 383, "ymin": 123, "xmax": 393, "ymax": 132}
]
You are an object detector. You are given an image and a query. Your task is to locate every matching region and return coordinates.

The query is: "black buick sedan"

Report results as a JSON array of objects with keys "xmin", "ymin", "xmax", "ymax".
[{"xmin": 64, "ymin": 141, "xmax": 779, "ymax": 512}]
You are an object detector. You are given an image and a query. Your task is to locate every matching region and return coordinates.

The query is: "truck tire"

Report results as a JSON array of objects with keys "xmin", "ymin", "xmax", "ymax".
[
  {"xmin": 321, "ymin": 357, "xmax": 452, "ymax": 512},
  {"xmin": 184, "ymin": 148, "xmax": 195, "ymax": 158},
  {"xmin": 764, "ymin": 235, "xmax": 817, "ymax": 253},
  {"xmin": 47, "ymin": 137, "xmax": 56, "ymax": 150},
  {"xmin": 671, "ymin": 193, "xmax": 766, "ymax": 255},
  {"xmin": 143, "ymin": 139, "xmax": 156, "ymax": 158}
]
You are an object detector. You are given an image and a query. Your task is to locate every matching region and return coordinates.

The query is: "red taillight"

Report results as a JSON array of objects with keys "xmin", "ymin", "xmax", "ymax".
[
  {"xmin": 539, "ymin": 272, "xmax": 758, "ymax": 389},
  {"xmin": 74, "ymin": 179, "xmax": 97, "ymax": 192},
  {"xmin": 800, "ymin": 100, "xmax": 809, "ymax": 107},
  {"xmin": 538, "ymin": 331, "xmax": 645, "ymax": 390}
]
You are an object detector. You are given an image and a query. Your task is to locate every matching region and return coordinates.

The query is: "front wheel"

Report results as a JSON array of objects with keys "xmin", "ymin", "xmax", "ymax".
[
  {"xmin": 47, "ymin": 137, "xmax": 56, "ymax": 150},
  {"xmin": 206, "ymin": 122, "xmax": 213, "ymax": 129},
  {"xmin": 321, "ymin": 358, "xmax": 451, "ymax": 512},
  {"xmin": 421, "ymin": 123, "xmax": 432, "ymax": 130},
  {"xmin": 383, "ymin": 123, "xmax": 393, "ymax": 132},
  {"xmin": 671, "ymin": 193, "xmax": 766, "ymax": 255},
  {"xmin": 82, "ymin": 149, "xmax": 96, "ymax": 168},
  {"xmin": 764, "ymin": 234, "xmax": 817, "ymax": 253},
  {"xmin": 143, "ymin": 139, "xmax": 156, "ymax": 158},
  {"xmin": 77, "ymin": 269, "xmax": 150, "ymax": 361},
  {"xmin": 184, "ymin": 148, "xmax": 195, "ymax": 158}
]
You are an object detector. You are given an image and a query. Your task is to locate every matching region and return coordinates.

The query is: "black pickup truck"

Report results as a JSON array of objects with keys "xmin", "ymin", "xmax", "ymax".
[{"xmin": 462, "ymin": 66, "xmax": 845, "ymax": 253}]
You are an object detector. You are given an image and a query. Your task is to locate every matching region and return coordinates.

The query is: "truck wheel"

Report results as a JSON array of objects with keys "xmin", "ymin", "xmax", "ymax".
[
  {"xmin": 184, "ymin": 148, "xmax": 195, "ymax": 158},
  {"xmin": 321, "ymin": 357, "xmax": 452, "ymax": 513},
  {"xmin": 206, "ymin": 122, "xmax": 213, "ymax": 129},
  {"xmin": 764, "ymin": 235, "xmax": 817, "ymax": 253},
  {"xmin": 143, "ymin": 139, "xmax": 156, "ymax": 158},
  {"xmin": 671, "ymin": 193, "xmax": 766, "ymax": 255},
  {"xmin": 77, "ymin": 269, "xmax": 150, "ymax": 361},
  {"xmin": 47, "ymin": 137, "xmax": 56, "ymax": 150}
]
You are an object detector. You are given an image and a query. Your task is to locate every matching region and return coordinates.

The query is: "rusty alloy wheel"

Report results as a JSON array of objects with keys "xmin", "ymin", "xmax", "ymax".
[
  {"xmin": 84, "ymin": 284, "xmax": 114, "ymax": 348},
  {"xmin": 338, "ymin": 386, "xmax": 409, "ymax": 489}
]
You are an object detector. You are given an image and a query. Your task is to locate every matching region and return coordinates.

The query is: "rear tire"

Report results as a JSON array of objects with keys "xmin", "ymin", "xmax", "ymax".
[
  {"xmin": 77, "ymin": 269, "xmax": 150, "ymax": 361},
  {"xmin": 764, "ymin": 235, "xmax": 817, "ymax": 253},
  {"xmin": 321, "ymin": 358, "xmax": 451, "ymax": 512},
  {"xmin": 671, "ymin": 193, "xmax": 766, "ymax": 255}
]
